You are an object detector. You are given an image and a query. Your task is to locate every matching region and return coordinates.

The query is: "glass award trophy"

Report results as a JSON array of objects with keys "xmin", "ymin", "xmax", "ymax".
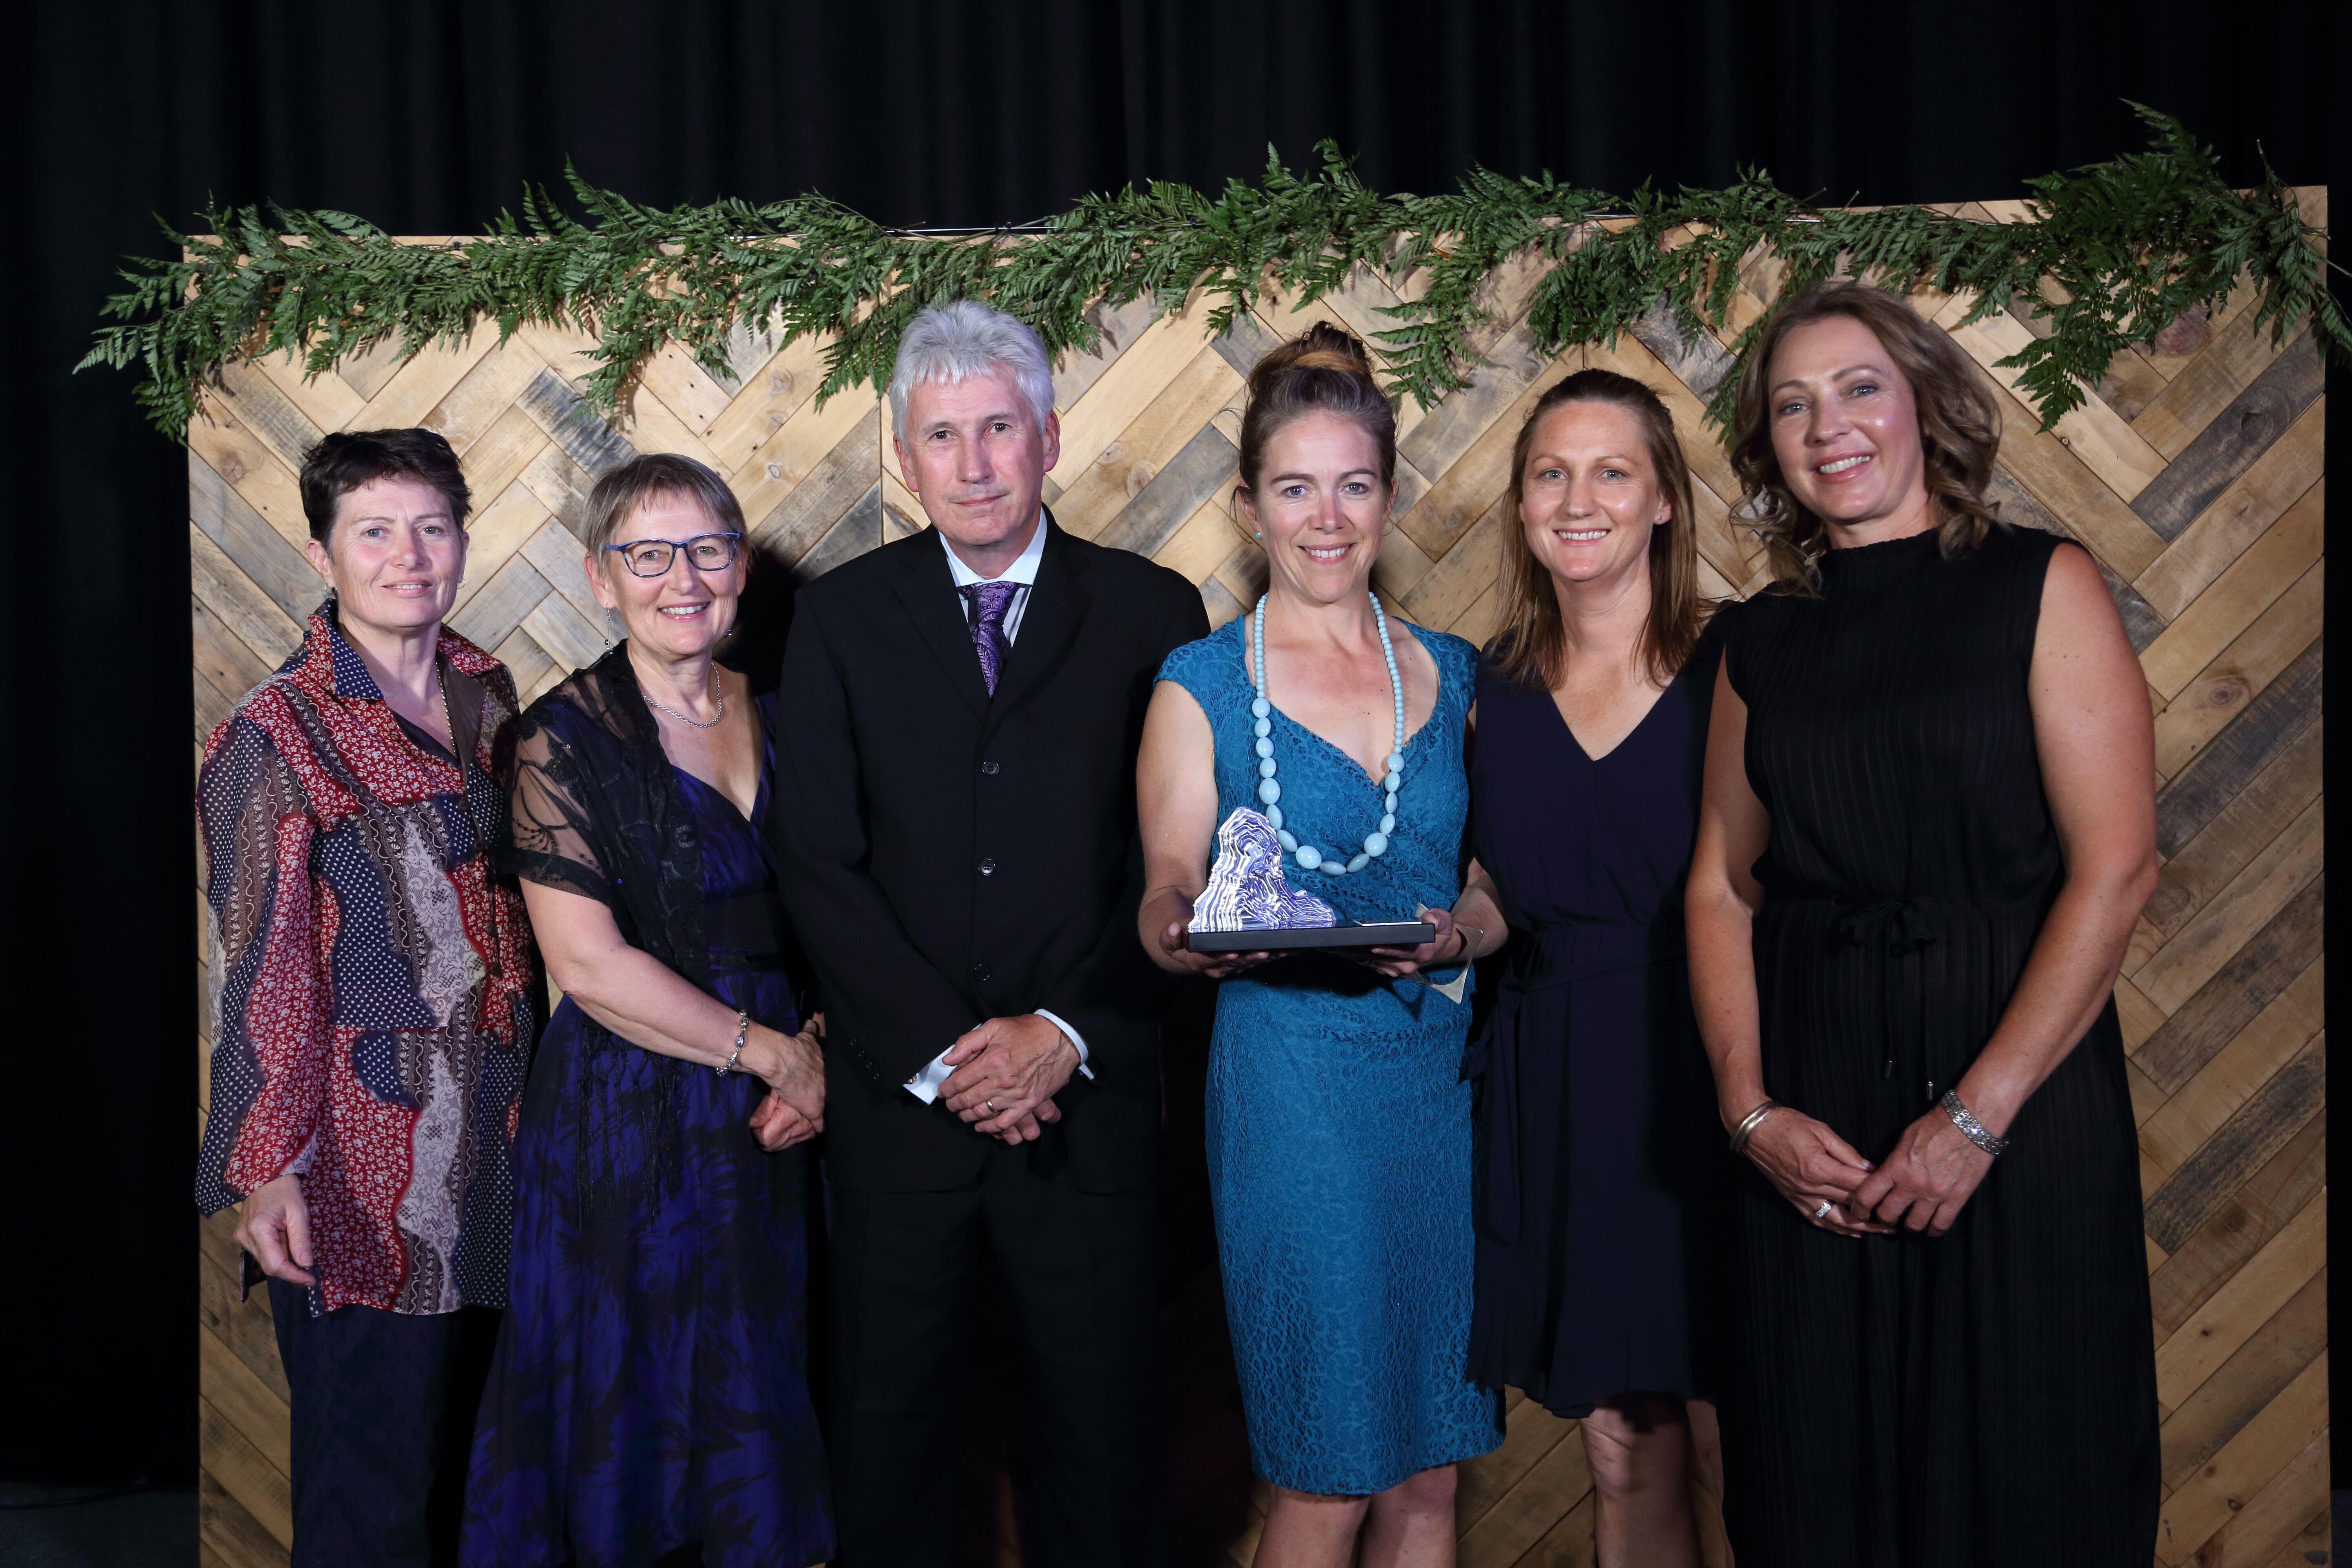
[{"xmin": 1186, "ymin": 808, "xmax": 1437, "ymax": 952}]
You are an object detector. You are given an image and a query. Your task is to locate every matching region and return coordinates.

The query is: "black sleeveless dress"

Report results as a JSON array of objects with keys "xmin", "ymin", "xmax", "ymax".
[{"xmin": 1717, "ymin": 527, "xmax": 2157, "ymax": 1567}]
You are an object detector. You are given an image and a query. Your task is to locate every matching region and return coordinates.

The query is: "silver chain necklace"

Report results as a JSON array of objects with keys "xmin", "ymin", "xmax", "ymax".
[{"xmin": 644, "ymin": 668, "xmax": 726, "ymax": 729}]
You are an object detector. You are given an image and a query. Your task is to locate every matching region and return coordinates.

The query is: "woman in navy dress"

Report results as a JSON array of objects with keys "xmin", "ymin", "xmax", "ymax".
[
  {"xmin": 1138, "ymin": 325, "xmax": 1503, "ymax": 1566},
  {"xmin": 1468, "ymin": 372, "xmax": 1726, "ymax": 1566},
  {"xmin": 463, "ymin": 455, "xmax": 833, "ymax": 1568}
]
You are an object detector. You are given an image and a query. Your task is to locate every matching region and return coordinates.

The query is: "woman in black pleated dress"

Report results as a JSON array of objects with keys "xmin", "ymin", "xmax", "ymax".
[{"xmin": 1686, "ymin": 282, "xmax": 2161, "ymax": 1566}]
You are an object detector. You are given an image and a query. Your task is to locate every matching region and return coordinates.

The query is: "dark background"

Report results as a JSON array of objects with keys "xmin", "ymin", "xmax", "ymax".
[{"xmin": 2, "ymin": 0, "xmax": 2339, "ymax": 1486}]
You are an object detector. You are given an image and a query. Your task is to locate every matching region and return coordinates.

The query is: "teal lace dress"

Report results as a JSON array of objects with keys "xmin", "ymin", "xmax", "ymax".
[{"xmin": 1158, "ymin": 614, "xmax": 1501, "ymax": 1495}]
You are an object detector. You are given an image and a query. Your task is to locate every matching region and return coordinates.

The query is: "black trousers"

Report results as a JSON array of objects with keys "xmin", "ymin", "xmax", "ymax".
[
  {"xmin": 266, "ymin": 1280, "xmax": 500, "ymax": 1568},
  {"xmin": 828, "ymin": 1142, "xmax": 1166, "ymax": 1567}
]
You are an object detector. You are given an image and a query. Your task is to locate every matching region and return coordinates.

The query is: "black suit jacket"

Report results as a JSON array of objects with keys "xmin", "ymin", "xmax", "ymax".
[{"xmin": 769, "ymin": 514, "xmax": 1210, "ymax": 1192}]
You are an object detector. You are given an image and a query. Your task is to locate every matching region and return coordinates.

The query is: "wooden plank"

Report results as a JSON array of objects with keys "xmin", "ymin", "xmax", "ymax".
[
  {"xmin": 2158, "ymin": 1351, "xmax": 2328, "ymax": 1563},
  {"xmin": 189, "ymin": 524, "xmax": 304, "ymax": 671},
  {"xmin": 1397, "ymin": 352, "xmax": 1577, "ymax": 561},
  {"xmin": 2141, "ymin": 1035, "xmax": 2323, "ymax": 1253},
  {"xmin": 1207, "ymin": 308, "xmax": 1283, "ymax": 381},
  {"xmin": 419, "ymin": 340, "xmax": 550, "ymax": 457},
  {"xmin": 2153, "ymin": 637, "xmax": 2322, "ymax": 858},
  {"xmin": 447, "ymin": 554, "xmax": 552, "ymax": 653},
  {"xmin": 2154, "ymin": 1193, "xmax": 2325, "ymax": 1405},
  {"xmin": 1984, "ymin": 466, "xmax": 2168, "ymax": 650},
  {"xmin": 1370, "ymin": 517, "xmax": 1439, "ymax": 605},
  {"xmin": 200, "ymin": 1322, "xmax": 291, "ymax": 1474},
  {"xmin": 2115, "ymin": 976, "xmax": 2169, "ymax": 1055},
  {"xmin": 749, "ymin": 415, "xmax": 882, "ymax": 568},
  {"xmin": 2148, "ymin": 562, "xmax": 2323, "ymax": 780},
  {"xmin": 188, "ymin": 410, "xmax": 312, "ymax": 552},
  {"xmin": 447, "ymin": 404, "xmax": 548, "ymax": 529},
  {"xmin": 518, "ymin": 443, "xmax": 598, "ymax": 544},
  {"xmin": 1152, "ymin": 497, "xmax": 1253, "ymax": 590},
  {"xmin": 2257, "ymin": 1511, "xmax": 2332, "ymax": 1568},
  {"xmin": 1054, "ymin": 346, "xmax": 1245, "ymax": 540},
  {"xmin": 490, "ymin": 628, "xmax": 556, "ymax": 704},
  {"xmin": 515, "ymin": 365, "xmax": 639, "ymax": 479},
  {"xmin": 611, "ymin": 376, "xmax": 724, "ymax": 471},
  {"xmin": 1509, "ymin": 1490, "xmax": 1599, "ymax": 1568},
  {"xmin": 247, "ymin": 349, "xmax": 365, "ymax": 434},
  {"xmin": 1987, "ymin": 402, "xmax": 2165, "ymax": 580},
  {"xmin": 702, "ymin": 332, "xmax": 832, "ymax": 474},
  {"xmin": 1940, "ymin": 299, "xmax": 2167, "ymax": 502},
  {"xmin": 352, "ymin": 323, "xmax": 502, "ymax": 431},
  {"xmin": 1402, "ymin": 495, "xmax": 1506, "ymax": 633},
  {"xmin": 2133, "ymin": 306, "xmax": 2301, "ymax": 459},
  {"xmin": 797, "ymin": 483, "xmax": 883, "ymax": 584},
  {"xmin": 2133, "ymin": 401, "xmax": 2324, "ymax": 621},
  {"xmin": 1051, "ymin": 293, "xmax": 1164, "ymax": 414},
  {"xmin": 447, "ymin": 479, "xmax": 555, "ymax": 619},
  {"xmin": 198, "ymin": 1393, "xmax": 292, "ymax": 1549},
  {"xmin": 1050, "ymin": 308, "xmax": 1231, "ymax": 494},
  {"xmin": 2135, "ymin": 876, "xmax": 2324, "ymax": 1095},
  {"xmin": 2139, "ymin": 958, "xmax": 2325, "ymax": 1177},
  {"xmin": 192, "ymin": 598, "xmax": 276, "ymax": 709},
  {"xmin": 2131, "ymin": 795, "xmax": 2321, "ymax": 1011},
  {"xmin": 1628, "ymin": 298, "xmax": 1739, "ymax": 403},
  {"xmin": 1095, "ymin": 425, "xmax": 1241, "ymax": 559},
  {"xmin": 190, "ymin": 449, "xmax": 323, "ymax": 625},
  {"xmin": 215, "ymin": 359, "xmax": 327, "ymax": 474},
  {"xmin": 1457, "ymin": 1398, "xmax": 1578, "ymax": 1536},
  {"xmin": 2145, "ymin": 721, "xmax": 2324, "ymax": 939},
  {"xmin": 2151, "ymin": 1112, "xmax": 2326, "ymax": 1335},
  {"xmin": 1396, "ymin": 323, "xmax": 1551, "ymax": 488},
  {"xmin": 1457, "ymin": 1420, "xmax": 1593, "ymax": 1568},
  {"xmin": 518, "ymin": 519, "xmax": 623, "ymax": 643},
  {"xmin": 200, "ymin": 1470, "xmax": 289, "ymax": 1568},
  {"xmin": 2139, "ymin": 478, "xmax": 2322, "ymax": 700},
  {"xmin": 2186, "ymin": 1430, "xmax": 2328, "ymax": 1568},
  {"xmin": 2158, "ymin": 1267, "xmax": 2326, "ymax": 1490},
  {"xmin": 636, "ymin": 341, "xmax": 739, "ymax": 434},
  {"xmin": 521, "ymin": 591, "xmax": 610, "ymax": 673},
  {"xmin": 2129, "ymin": 334, "xmax": 2323, "ymax": 540},
  {"xmin": 729, "ymin": 390, "xmax": 875, "ymax": 532}
]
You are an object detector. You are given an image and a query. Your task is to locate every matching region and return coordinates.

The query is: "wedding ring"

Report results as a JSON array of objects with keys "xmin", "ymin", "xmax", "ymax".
[
  {"xmin": 1812, "ymin": 1200, "xmax": 1835, "ymax": 1221},
  {"xmin": 985, "ymin": 1100, "xmax": 997, "ymax": 1114}
]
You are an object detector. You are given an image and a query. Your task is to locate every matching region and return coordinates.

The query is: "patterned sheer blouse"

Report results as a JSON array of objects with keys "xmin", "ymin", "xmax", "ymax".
[{"xmin": 195, "ymin": 604, "xmax": 540, "ymax": 1316}]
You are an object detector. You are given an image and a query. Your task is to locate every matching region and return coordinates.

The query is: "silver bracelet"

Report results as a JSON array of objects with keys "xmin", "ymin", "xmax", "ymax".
[
  {"xmin": 1940, "ymin": 1089, "xmax": 2009, "ymax": 1157},
  {"xmin": 715, "ymin": 1009, "xmax": 750, "ymax": 1076},
  {"xmin": 1727, "ymin": 1099, "xmax": 1779, "ymax": 1156}
]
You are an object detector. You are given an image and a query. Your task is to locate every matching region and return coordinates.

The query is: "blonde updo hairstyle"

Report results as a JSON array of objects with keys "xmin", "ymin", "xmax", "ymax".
[
  {"xmin": 1233, "ymin": 322, "xmax": 1398, "ymax": 542},
  {"xmin": 1729, "ymin": 281, "xmax": 2005, "ymax": 590}
]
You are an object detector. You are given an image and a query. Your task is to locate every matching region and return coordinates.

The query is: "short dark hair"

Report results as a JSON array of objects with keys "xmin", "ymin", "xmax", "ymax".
[
  {"xmin": 298, "ymin": 428, "xmax": 473, "ymax": 544},
  {"xmin": 581, "ymin": 452, "xmax": 749, "ymax": 557}
]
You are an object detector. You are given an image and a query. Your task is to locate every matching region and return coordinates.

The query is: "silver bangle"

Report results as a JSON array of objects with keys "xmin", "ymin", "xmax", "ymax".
[
  {"xmin": 1728, "ymin": 1099, "xmax": 1779, "ymax": 1156},
  {"xmin": 715, "ymin": 1009, "xmax": 750, "ymax": 1076},
  {"xmin": 1940, "ymin": 1089, "xmax": 2009, "ymax": 1156}
]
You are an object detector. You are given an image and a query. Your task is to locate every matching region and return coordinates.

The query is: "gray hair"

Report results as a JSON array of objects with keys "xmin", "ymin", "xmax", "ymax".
[
  {"xmin": 581, "ymin": 452, "xmax": 748, "ymax": 556},
  {"xmin": 887, "ymin": 300, "xmax": 1056, "ymax": 435}
]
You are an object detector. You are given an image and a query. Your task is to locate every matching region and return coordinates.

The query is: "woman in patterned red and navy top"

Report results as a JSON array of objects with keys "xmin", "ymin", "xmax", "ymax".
[{"xmin": 195, "ymin": 427, "xmax": 539, "ymax": 1568}]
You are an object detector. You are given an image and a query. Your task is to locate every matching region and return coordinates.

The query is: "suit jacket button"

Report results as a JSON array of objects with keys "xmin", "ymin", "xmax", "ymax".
[
  {"xmin": 972, "ymin": 962, "xmax": 992, "ymax": 982},
  {"xmin": 978, "ymin": 858, "xmax": 997, "ymax": 875},
  {"xmin": 980, "ymin": 760, "xmax": 1000, "ymax": 775}
]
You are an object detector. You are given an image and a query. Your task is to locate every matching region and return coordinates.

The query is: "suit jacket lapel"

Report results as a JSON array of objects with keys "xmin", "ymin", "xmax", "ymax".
[
  {"xmin": 988, "ymin": 515, "xmax": 1091, "ymax": 722},
  {"xmin": 890, "ymin": 537, "xmax": 991, "ymax": 720}
]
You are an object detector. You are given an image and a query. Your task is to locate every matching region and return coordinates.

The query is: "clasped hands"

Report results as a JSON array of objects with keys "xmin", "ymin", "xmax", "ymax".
[
  {"xmin": 748, "ymin": 1013, "xmax": 829, "ymax": 1152},
  {"xmin": 938, "ymin": 1013, "xmax": 1076, "ymax": 1144},
  {"xmin": 1741, "ymin": 1101, "xmax": 1995, "ymax": 1238}
]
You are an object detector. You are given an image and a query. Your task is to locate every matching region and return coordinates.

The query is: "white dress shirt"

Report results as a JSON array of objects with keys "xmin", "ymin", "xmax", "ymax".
[{"xmin": 904, "ymin": 515, "xmax": 1094, "ymax": 1104}]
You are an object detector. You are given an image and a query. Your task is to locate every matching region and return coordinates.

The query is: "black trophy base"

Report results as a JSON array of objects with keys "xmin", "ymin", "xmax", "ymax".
[{"xmin": 1187, "ymin": 920, "xmax": 1437, "ymax": 953}]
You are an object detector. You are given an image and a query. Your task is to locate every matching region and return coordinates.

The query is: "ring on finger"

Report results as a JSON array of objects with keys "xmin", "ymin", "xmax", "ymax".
[{"xmin": 1812, "ymin": 1199, "xmax": 1835, "ymax": 1221}]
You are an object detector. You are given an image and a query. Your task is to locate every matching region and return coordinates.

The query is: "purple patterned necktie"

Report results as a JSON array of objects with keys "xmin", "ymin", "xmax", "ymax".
[{"xmin": 961, "ymin": 581, "xmax": 1019, "ymax": 696}]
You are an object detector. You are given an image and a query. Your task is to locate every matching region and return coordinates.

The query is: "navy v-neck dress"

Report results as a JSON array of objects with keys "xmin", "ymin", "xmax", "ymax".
[{"xmin": 1466, "ymin": 638, "xmax": 1724, "ymax": 1416}]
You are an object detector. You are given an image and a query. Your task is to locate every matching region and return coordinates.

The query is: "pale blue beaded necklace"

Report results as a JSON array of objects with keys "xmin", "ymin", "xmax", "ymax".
[{"xmin": 1250, "ymin": 591, "xmax": 1404, "ymax": 875}]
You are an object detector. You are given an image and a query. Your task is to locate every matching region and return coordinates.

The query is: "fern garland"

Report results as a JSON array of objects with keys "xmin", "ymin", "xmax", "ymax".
[{"xmin": 81, "ymin": 105, "xmax": 2343, "ymax": 441}]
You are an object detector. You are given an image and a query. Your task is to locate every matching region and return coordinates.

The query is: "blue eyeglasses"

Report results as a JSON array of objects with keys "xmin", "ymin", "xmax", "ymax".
[{"xmin": 604, "ymin": 532, "xmax": 744, "ymax": 577}]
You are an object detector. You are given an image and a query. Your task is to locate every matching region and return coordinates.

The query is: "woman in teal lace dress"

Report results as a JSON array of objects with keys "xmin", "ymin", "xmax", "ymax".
[{"xmin": 1138, "ymin": 325, "xmax": 1504, "ymax": 1566}]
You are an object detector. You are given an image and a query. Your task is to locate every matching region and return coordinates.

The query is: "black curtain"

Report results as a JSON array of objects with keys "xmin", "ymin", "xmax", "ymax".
[{"xmin": 2, "ymin": 0, "xmax": 2338, "ymax": 1485}]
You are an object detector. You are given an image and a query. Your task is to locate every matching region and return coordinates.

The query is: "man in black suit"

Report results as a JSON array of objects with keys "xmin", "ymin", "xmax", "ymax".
[{"xmin": 769, "ymin": 300, "xmax": 1209, "ymax": 1566}]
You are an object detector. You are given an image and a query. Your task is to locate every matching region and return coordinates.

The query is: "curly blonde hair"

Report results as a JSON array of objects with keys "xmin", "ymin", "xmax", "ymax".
[{"xmin": 1728, "ymin": 281, "xmax": 2004, "ymax": 591}]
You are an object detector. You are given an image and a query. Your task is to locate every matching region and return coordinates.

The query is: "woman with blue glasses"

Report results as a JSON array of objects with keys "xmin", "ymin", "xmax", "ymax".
[{"xmin": 463, "ymin": 453, "xmax": 835, "ymax": 1568}]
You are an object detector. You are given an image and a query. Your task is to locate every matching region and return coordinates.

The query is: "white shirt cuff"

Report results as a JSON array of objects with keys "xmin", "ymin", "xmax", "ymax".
[{"xmin": 901, "ymin": 1011, "xmax": 1094, "ymax": 1104}]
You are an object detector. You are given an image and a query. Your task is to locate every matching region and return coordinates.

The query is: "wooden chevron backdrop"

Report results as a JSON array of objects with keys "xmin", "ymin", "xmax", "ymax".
[{"xmin": 191, "ymin": 189, "xmax": 2327, "ymax": 1568}]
